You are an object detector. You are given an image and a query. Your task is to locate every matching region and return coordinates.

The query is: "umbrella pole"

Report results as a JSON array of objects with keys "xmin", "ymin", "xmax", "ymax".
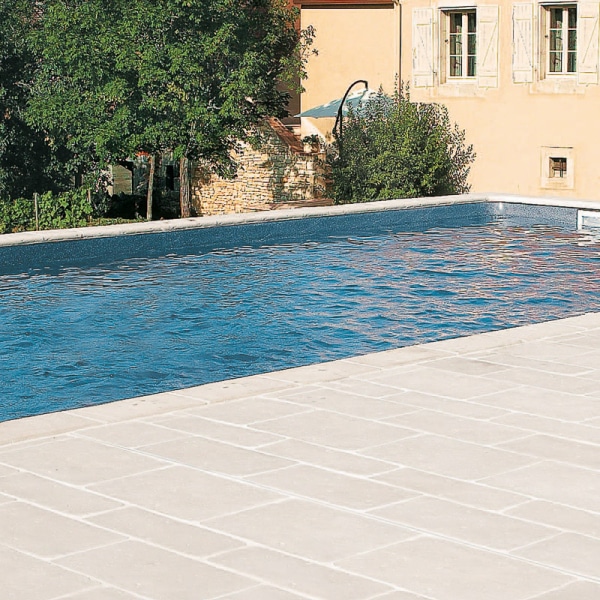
[{"xmin": 334, "ymin": 80, "xmax": 368, "ymax": 140}]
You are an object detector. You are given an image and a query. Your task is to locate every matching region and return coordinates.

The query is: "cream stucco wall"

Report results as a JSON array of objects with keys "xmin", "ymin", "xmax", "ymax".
[
  {"xmin": 299, "ymin": 1, "xmax": 600, "ymax": 201},
  {"xmin": 404, "ymin": 0, "xmax": 600, "ymax": 200},
  {"xmin": 300, "ymin": 4, "xmax": 401, "ymax": 139}
]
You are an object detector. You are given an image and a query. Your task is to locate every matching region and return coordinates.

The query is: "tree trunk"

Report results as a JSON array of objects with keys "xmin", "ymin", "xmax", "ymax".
[
  {"xmin": 179, "ymin": 156, "xmax": 192, "ymax": 218},
  {"xmin": 146, "ymin": 153, "xmax": 156, "ymax": 221}
]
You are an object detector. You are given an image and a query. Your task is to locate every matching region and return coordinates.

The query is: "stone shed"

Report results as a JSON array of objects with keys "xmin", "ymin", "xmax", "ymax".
[{"xmin": 191, "ymin": 118, "xmax": 328, "ymax": 216}]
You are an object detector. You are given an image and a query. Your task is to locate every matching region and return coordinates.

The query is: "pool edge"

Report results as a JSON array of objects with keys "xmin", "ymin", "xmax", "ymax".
[{"xmin": 2, "ymin": 192, "xmax": 600, "ymax": 248}]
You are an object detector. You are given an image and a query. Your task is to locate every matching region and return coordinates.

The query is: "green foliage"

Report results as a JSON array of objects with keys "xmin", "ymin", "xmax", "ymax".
[
  {"xmin": 26, "ymin": 0, "xmax": 309, "ymax": 180},
  {"xmin": 0, "ymin": 189, "xmax": 95, "ymax": 233},
  {"xmin": 37, "ymin": 189, "xmax": 94, "ymax": 230},
  {"xmin": 0, "ymin": 0, "xmax": 73, "ymax": 199},
  {"xmin": 0, "ymin": 197, "xmax": 34, "ymax": 234},
  {"xmin": 329, "ymin": 85, "xmax": 475, "ymax": 204}
]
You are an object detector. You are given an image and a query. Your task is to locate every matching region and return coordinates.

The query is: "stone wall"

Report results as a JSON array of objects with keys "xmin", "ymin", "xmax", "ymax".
[{"xmin": 191, "ymin": 119, "xmax": 327, "ymax": 216}]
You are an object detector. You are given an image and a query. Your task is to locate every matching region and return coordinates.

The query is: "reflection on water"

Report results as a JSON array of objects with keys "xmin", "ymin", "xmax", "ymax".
[{"xmin": 0, "ymin": 221, "xmax": 599, "ymax": 420}]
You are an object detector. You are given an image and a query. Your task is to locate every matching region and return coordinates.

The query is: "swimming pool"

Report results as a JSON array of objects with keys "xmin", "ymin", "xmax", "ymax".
[{"xmin": 1, "ymin": 198, "xmax": 599, "ymax": 421}]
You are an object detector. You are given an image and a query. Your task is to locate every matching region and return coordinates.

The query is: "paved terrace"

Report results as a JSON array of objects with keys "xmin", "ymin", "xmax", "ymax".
[{"xmin": 0, "ymin": 313, "xmax": 598, "ymax": 599}]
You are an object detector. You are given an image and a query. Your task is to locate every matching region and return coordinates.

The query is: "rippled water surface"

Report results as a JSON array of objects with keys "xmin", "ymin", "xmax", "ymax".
[{"xmin": 1, "ymin": 218, "xmax": 599, "ymax": 420}]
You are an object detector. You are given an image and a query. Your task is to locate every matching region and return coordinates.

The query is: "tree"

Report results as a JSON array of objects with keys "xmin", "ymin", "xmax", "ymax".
[
  {"xmin": 329, "ymin": 85, "xmax": 476, "ymax": 203},
  {"xmin": 26, "ymin": 0, "xmax": 309, "ymax": 218},
  {"xmin": 0, "ymin": 0, "xmax": 71, "ymax": 199}
]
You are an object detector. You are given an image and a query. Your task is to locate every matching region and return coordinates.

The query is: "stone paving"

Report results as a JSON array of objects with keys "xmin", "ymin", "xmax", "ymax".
[{"xmin": 0, "ymin": 313, "xmax": 599, "ymax": 599}]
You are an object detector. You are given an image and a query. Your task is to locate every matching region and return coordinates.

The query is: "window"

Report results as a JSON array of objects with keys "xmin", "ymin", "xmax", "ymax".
[
  {"xmin": 447, "ymin": 11, "xmax": 477, "ymax": 78},
  {"xmin": 547, "ymin": 5, "xmax": 577, "ymax": 74},
  {"xmin": 549, "ymin": 156, "xmax": 567, "ymax": 177},
  {"xmin": 541, "ymin": 146, "xmax": 574, "ymax": 189},
  {"xmin": 412, "ymin": 6, "xmax": 499, "ymax": 89}
]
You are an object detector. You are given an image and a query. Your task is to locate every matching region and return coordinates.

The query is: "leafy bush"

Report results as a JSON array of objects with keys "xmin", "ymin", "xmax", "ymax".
[
  {"xmin": 0, "ymin": 189, "xmax": 94, "ymax": 233},
  {"xmin": 329, "ymin": 85, "xmax": 475, "ymax": 203},
  {"xmin": 0, "ymin": 197, "xmax": 34, "ymax": 233}
]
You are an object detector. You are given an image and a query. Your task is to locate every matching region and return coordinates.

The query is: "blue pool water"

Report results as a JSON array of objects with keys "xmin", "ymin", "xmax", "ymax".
[{"xmin": 1, "ymin": 202, "xmax": 599, "ymax": 421}]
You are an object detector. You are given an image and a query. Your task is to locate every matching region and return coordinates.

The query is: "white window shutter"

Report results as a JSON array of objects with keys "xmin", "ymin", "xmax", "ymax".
[
  {"xmin": 412, "ymin": 8, "xmax": 434, "ymax": 87},
  {"xmin": 512, "ymin": 4, "xmax": 534, "ymax": 83},
  {"xmin": 578, "ymin": 2, "xmax": 599, "ymax": 84},
  {"xmin": 477, "ymin": 6, "xmax": 500, "ymax": 88}
]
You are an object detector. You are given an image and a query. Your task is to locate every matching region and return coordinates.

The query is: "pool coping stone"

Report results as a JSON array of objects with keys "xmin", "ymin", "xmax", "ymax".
[{"xmin": 1, "ymin": 192, "xmax": 600, "ymax": 248}]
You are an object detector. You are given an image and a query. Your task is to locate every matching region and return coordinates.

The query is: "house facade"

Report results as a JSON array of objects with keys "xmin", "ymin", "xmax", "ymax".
[{"xmin": 295, "ymin": 0, "xmax": 600, "ymax": 200}]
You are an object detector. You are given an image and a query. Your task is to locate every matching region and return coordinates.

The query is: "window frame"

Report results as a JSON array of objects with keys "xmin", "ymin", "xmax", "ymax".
[
  {"xmin": 443, "ymin": 9, "xmax": 478, "ymax": 80},
  {"xmin": 542, "ymin": 4, "xmax": 578, "ymax": 77}
]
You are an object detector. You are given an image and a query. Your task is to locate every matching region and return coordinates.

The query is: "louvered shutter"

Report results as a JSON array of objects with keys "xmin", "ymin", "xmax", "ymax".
[
  {"xmin": 413, "ymin": 8, "xmax": 435, "ymax": 87},
  {"xmin": 512, "ymin": 4, "xmax": 534, "ymax": 83},
  {"xmin": 578, "ymin": 2, "xmax": 599, "ymax": 84},
  {"xmin": 477, "ymin": 5, "xmax": 500, "ymax": 87}
]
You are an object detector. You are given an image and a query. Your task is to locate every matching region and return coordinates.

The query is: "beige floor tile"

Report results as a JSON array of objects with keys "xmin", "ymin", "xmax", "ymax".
[
  {"xmin": 426, "ymin": 356, "xmax": 510, "ymax": 376},
  {"xmin": 506, "ymin": 500, "xmax": 600, "ymax": 539},
  {"xmin": 0, "ymin": 501, "xmax": 123, "ymax": 558},
  {"xmin": 494, "ymin": 341, "xmax": 592, "ymax": 363},
  {"xmin": 363, "ymin": 434, "xmax": 535, "ymax": 480},
  {"xmin": 317, "ymin": 378, "xmax": 403, "ymax": 398},
  {"xmin": 213, "ymin": 546, "xmax": 391, "ymax": 599},
  {"xmin": 260, "ymin": 439, "xmax": 395, "ymax": 477},
  {"xmin": 265, "ymin": 360, "xmax": 380, "ymax": 384},
  {"xmin": 473, "ymin": 386, "xmax": 600, "ymax": 422},
  {"xmin": 498, "ymin": 434, "xmax": 600, "ymax": 470},
  {"xmin": 372, "ymin": 496, "xmax": 556, "ymax": 551},
  {"xmin": 484, "ymin": 368, "xmax": 599, "ymax": 395},
  {"xmin": 0, "ymin": 463, "xmax": 17, "ymax": 477},
  {"xmin": 546, "ymin": 347, "xmax": 600, "ymax": 370},
  {"xmin": 0, "ymin": 412, "xmax": 94, "ymax": 445},
  {"xmin": 491, "ymin": 413, "xmax": 600, "ymax": 445},
  {"xmin": 249, "ymin": 464, "xmax": 418, "ymax": 510},
  {"xmin": 473, "ymin": 350, "xmax": 594, "ymax": 376},
  {"xmin": 90, "ymin": 465, "xmax": 282, "ymax": 521},
  {"xmin": 253, "ymin": 410, "xmax": 416, "ymax": 451},
  {"xmin": 142, "ymin": 436, "xmax": 293, "ymax": 476},
  {"xmin": 0, "ymin": 472, "xmax": 122, "ymax": 516},
  {"xmin": 57, "ymin": 540, "xmax": 253, "ymax": 600},
  {"xmin": 513, "ymin": 533, "xmax": 600, "ymax": 579},
  {"xmin": 336, "ymin": 537, "xmax": 572, "ymax": 600},
  {"xmin": 76, "ymin": 421, "xmax": 190, "ymax": 448},
  {"xmin": 580, "ymin": 368, "xmax": 600, "ymax": 382},
  {"xmin": 346, "ymin": 345, "xmax": 450, "ymax": 368},
  {"xmin": 278, "ymin": 386, "xmax": 417, "ymax": 420},
  {"xmin": 526, "ymin": 581, "xmax": 600, "ymax": 600},
  {"xmin": 70, "ymin": 392, "xmax": 203, "ymax": 423},
  {"xmin": 387, "ymin": 409, "xmax": 527, "ymax": 445},
  {"xmin": 154, "ymin": 415, "xmax": 283, "ymax": 448},
  {"xmin": 374, "ymin": 468, "xmax": 527, "ymax": 510},
  {"xmin": 89, "ymin": 506, "xmax": 244, "ymax": 557},
  {"xmin": 371, "ymin": 592, "xmax": 432, "ymax": 600},
  {"xmin": 368, "ymin": 367, "xmax": 517, "ymax": 399},
  {"xmin": 206, "ymin": 498, "xmax": 413, "ymax": 562},
  {"xmin": 389, "ymin": 391, "xmax": 509, "ymax": 420},
  {"xmin": 41, "ymin": 587, "xmax": 139, "ymax": 599},
  {"xmin": 0, "ymin": 545, "xmax": 94, "ymax": 600},
  {"xmin": 170, "ymin": 374, "xmax": 295, "ymax": 402},
  {"xmin": 480, "ymin": 461, "xmax": 600, "ymax": 512},
  {"xmin": 218, "ymin": 585, "xmax": 309, "ymax": 599},
  {"xmin": 555, "ymin": 332, "xmax": 600, "ymax": 350},
  {"xmin": 0, "ymin": 437, "xmax": 164, "ymax": 485},
  {"xmin": 183, "ymin": 396, "xmax": 310, "ymax": 425}
]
